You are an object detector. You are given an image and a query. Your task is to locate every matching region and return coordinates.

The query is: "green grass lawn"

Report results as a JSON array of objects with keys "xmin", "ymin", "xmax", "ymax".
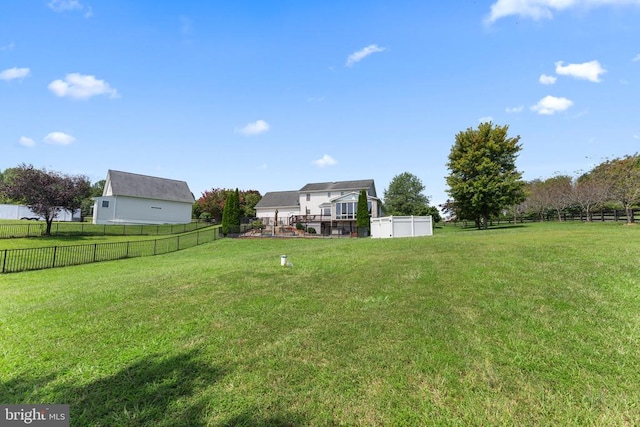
[{"xmin": 1, "ymin": 222, "xmax": 639, "ymax": 426}]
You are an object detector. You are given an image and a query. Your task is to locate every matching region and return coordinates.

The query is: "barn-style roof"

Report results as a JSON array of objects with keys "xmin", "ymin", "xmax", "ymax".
[
  {"xmin": 254, "ymin": 191, "xmax": 300, "ymax": 209},
  {"xmin": 299, "ymin": 179, "xmax": 377, "ymax": 197},
  {"xmin": 104, "ymin": 170, "xmax": 195, "ymax": 203}
]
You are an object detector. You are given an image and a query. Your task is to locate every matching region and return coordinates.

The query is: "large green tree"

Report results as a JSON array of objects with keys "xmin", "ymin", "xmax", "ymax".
[
  {"xmin": 0, "ymin": 164, "xmax": 91, "ymax": 235},
  {"xmin": 383, "ymin": 172, "xmax": 431, "ymax": 216},
  {"xmin": 446, "ymin": 122, "xmax": 525, "ymax": 229},
  {"xmin": 221, "ymin": 189, "xmax": 242, "ymax": 236}
]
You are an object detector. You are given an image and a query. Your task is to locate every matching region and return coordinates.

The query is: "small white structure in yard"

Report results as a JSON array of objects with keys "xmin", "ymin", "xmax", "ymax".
[
  {"xmin": 92, "ymin": 170, "xmax": 195, "ymax": 225},
  {"xmin": 370, "ymin": 216, "xmax": 433, "ymax": 238},
  {"xmin": 0, "ymin": 204, "xmax": 80, "ymax": 221}
]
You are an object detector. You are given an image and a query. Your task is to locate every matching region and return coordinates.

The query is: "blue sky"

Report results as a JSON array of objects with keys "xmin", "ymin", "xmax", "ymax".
[{"xmin": 1, "ymin": 0, "xmax": 639, "ymax": 206}]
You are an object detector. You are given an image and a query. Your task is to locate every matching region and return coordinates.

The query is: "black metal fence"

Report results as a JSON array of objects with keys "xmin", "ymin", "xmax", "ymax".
[
  {"xmin": 0, "ymin": 220, "xmax": 213, "ymax": 239},
  {"xmin": 0, "ymin": 226, "xmax": 220, "ymax": 274}
]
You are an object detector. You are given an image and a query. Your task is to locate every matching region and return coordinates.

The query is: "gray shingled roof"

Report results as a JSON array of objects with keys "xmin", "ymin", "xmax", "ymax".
[
  {"xmin": 254, "ymin": 191, "xmax": 300, "ymax": 209},
  {"xmin": 105, "ymin": 170, "xmax": 195, "ymax": 203},
  {"xmin": 299, "ymin": 179, "xmax": 376, "ymax": 196}
]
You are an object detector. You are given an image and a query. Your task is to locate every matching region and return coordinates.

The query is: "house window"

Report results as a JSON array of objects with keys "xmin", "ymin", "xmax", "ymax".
[
  {"xmin": 101, "ymin": 200, "xmax": 109, "ymax": 208},
  {"xmin": 323, "ymin": 207, "xmax": 331, "ymax": 216},
  {"xmin": 327, "ymin": 192, "xmax": 331, "ymax": 198},
  {"xmin": 306, "ymin": 193, "xmax": 310, "ymax": 201},
  {"xmin": 335, "ymin": 202, "xmax": 357, "ymax": 219}
]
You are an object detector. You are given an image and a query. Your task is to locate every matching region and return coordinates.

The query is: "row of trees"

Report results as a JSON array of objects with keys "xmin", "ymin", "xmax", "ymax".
[
  {"xmin": 518, "ymin": 155, "xmax": 640, "ymax": 223},
  {"xmin": 192, "ymin": 188, "xmax": 262, "ymax": 223},
  {"xmin": 442, "ymin": 122, "xmax": 640, "ymax": 227}
]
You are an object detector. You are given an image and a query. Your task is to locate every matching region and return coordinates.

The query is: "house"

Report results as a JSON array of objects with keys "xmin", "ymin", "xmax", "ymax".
[
  {"xmin": 253, "ymin": 191, "xmax": 300, "ymax": 226},
  {"xmin": 92, "ymin": 170, "xmax": 195, "ymax": 225},
  {"xmin": 254, "ymin": 179, "xmax": 382, "ymax": 235}
]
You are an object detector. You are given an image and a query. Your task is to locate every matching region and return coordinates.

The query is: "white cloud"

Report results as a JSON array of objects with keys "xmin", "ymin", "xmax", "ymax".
[
  {"xmin": 0, "ymin": 42, "xmax": 15, "ymax": 51},
  {"xmin": 0, "ymin": 67, "xmax": 30, "ymax": 81},
  {"xmin": 531, "ymin": 95, "xmax": 574, "ymax": 115},
  {"xmin": 555, "ymin": 60, "xmax": 606, "ymax": 82},
  {"xmin": 479, "ymin": 116, "xmax": 494, "ymax": 123},
  {"xmin": 48, "ymin": 0, "xmax": 83, "ymax": 12},
  {"xmin": 539, "ymin": 74, "xmax": 557, "ymax": 85},
  {"xmin": 19, "ymin": 136, "xmax": 36, "ymax": 147},
  {"xmin": 633, "ymin": 54, "xmax": 640, "ymax": 62},
  {"xmin": 486, "ymin": 0, "xmax": 640, "ymax": 24},
  {"xmin": 237, "ymin": 120, "xmax": 270, "ymax": 136},
  {"xmin": 346, "ymin": 44, "xmax": 386, "ymax": 67},
  {"xmin": 48, "ymin": 73, "xmax": 118, "ymax": 99},
  {"xmin": 44, "ymin": 132, "xmax": 76, "ymax": 145},
  {"xmin": 313, "ymin": 154, "xmax": 337, "ymax": 167},
  {"xmin": 506, "ymin": 105, "xmax": 524, "ymax": 113},
  {"xmin": 633, "ymin": 134, "xmax": 640, "ymax": 140}
]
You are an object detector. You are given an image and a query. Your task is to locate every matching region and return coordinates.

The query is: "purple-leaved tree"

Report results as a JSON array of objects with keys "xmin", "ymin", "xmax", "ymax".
[{"xmin": 0, "ymin": 164, "xmax": 91, "ymax": 235}]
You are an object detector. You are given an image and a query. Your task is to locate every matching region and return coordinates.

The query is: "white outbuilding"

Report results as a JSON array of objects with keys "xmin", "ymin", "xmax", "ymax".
[
  {"xmin": 92, "ymin": 170, "xmax": 195, "ymax": 225},
  {"xmin": 370, "ymin": 216, "xmax": 433, "ymax": 238}
]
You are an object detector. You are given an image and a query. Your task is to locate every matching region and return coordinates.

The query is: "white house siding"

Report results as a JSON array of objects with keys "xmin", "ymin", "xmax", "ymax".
[
  {"xmin": 93, "ymin": 196, "xmax": 192, "ymax": 225},
  {"xmin": 299, "ymin": 191, "xmax": 337, "ymax": 216}
]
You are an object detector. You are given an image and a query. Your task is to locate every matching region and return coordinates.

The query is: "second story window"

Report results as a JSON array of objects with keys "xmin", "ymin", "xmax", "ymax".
[{"xmin": 306, "ymin": 193, "xmax": 310, "ymax": 201}]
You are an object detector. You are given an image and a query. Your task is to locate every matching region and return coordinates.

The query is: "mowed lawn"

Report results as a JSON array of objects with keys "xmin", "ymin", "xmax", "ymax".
[{"xmin": 1, "ymin": 223, "xmax": 639, "ymax": 426}]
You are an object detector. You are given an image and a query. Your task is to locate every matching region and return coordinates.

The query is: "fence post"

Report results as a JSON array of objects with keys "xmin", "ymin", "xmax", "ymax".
[
  {"xmin": 2, "ymin": 249, "xmax": 6, "ymax": 273},
  {"xmin": 93, "ymin": 244, "xmax": 98, "ymax": 262},
  {"xmin": 154, "ymin": 239, "xmax": 157, "ymax": 255},
  {"xmin": 126, "ymin": 241, "xmax": 130, "ymax": 257},
  {"xmin": 197, "ymin": 230, "xmax": 200, "ymax": 245},
  {"xmin": 177, "ymin": 235, "xmax": 180, "ymax": 250},
  {"xmin": 52, "ymin": 246, "xmax": 58, "ymax": 268}
]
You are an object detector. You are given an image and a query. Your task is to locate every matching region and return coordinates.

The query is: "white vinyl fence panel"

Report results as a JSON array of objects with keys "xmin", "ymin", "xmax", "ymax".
[{"xmin": 370, "ymin": 216, "xmax": 433, "ymax": 238}]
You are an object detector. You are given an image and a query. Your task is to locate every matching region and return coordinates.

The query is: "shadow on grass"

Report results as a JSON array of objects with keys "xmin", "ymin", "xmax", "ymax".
[
  {"xmin": 457, "ymin": 224, "xmax": 527, "ymax": 232},
  {"xmin": 216, "ymin": 410, "xmax": 309, "ymax": 427},
  {"xmin": 1, "ymin": 350, "xmax": 228, "ymax": 426}
]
